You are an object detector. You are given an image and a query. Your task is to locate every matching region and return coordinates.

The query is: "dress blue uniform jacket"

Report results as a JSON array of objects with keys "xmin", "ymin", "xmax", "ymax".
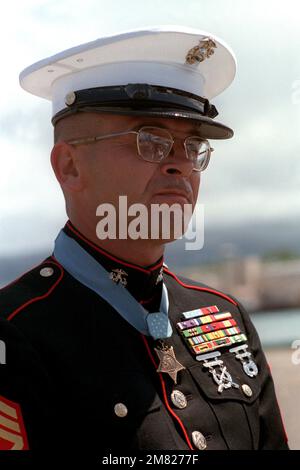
[{"xmin": 0, "ymin": 251, "xmax": 288, "ymax": 452}]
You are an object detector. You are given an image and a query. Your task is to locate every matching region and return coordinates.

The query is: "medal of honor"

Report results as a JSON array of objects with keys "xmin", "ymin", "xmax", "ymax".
[{"xmin": 154, "ymin": 341, "xmax": 185, "ymax": 384}]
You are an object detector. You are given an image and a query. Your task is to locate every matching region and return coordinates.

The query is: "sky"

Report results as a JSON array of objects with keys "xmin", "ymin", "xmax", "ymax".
[{"xmin": 0, "ymin": 0, "xmax": 300, "ymax": 256}]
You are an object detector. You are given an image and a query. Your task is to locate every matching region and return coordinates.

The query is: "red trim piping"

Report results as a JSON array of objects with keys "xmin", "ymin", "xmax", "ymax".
[
  {"xmin": 163, "ymin": 268, "xmax": 238, "ymax": 306},
  {"xmin": 66, "ymin": 221, "xmax": 163, "ymax": 274},
  {"xmin": 0, "ymin": 258, "xmax": 55, "ymax": 292},
  {"xmin": 164, "ymin": 269, "xmax": 288, "ymax": 444},
  {"xmin": 141, "ymin": 335, "xmax": 194, "ymax": 450},
  {"xmin": 7, "ymin": 261, "xmax": 64, "ymax": 322}
]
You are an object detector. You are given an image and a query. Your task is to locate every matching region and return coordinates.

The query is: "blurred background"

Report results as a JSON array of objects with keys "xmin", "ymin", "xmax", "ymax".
[{"xmin": 0, "ymin": 0, "xmax": 299, "ymax": 449}]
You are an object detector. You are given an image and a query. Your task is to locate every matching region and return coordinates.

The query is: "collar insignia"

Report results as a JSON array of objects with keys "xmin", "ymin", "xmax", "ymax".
[{"xmin": 109, "ymin": 268, "xmax": 128, "ymax": 287}]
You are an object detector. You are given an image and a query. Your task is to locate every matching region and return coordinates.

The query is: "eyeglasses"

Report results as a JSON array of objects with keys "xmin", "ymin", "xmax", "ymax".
[{"xmin": 67, "ymin": 126, "xmax": 214, "ymax": 172}]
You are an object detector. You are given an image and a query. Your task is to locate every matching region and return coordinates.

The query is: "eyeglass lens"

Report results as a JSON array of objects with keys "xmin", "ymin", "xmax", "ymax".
[{"xmin": 137, "ymin": 127, "xmax": 210, "ymax": 170}]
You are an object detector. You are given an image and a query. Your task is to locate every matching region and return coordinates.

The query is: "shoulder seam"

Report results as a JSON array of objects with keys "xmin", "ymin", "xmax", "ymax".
[
  {"xmin": 163, "ymin": 267, "xmax": 238, "ymax": 306},
  {"xmin": 7, "ymin": 259, "xmax": 64, "ymax": 322},
  {"xmin": 0, "ymin": 257, "xmax": 54, "ymax": 292}
]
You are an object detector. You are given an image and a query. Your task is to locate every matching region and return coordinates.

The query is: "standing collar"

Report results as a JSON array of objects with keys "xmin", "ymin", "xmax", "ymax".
[{"xmin": 63, "ymin": 221, "xmax": 164, "ymax": 307}]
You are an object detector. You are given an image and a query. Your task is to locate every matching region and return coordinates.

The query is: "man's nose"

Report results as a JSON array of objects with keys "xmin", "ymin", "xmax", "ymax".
[{"xmin": 159, "ymin": 144, "xmax": 195, "ymax": 177}]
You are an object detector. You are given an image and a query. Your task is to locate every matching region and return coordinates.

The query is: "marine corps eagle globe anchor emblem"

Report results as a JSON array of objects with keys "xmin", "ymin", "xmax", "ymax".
[
  {"xmin": 185, "ymin": 37, "xmax": 217, "ymax": 65},
  {"xmin": 109, "ymin": 268, "xmax": 128, "ymax": 287}
]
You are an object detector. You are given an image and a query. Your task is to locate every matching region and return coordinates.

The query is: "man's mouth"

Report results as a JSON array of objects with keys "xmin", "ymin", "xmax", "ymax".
[{"xmin": 153, "ymin": 189, "xmax": 192, "ymax": 205}]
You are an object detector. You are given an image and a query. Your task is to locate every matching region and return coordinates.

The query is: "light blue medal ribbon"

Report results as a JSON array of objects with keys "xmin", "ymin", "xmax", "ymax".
[{"xmin": 53, "ymin": 230, "xmax": 172, "ymax": 340}]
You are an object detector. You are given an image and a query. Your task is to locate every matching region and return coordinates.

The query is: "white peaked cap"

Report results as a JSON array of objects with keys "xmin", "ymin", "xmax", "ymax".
[{"xmin": 19, "ymin": 25, "xmax": 237, "ymax": 139}]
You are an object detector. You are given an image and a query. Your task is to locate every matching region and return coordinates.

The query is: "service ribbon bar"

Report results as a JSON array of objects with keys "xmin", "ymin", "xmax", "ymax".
[
  {"xmin": 182, "ymin": 318, "xmax": 237, "ymax": 338},
  {"xmin": 194, "ymin": 333, "xmax": 247, "ymax": 357},
  {"xmin": 177, "ymin": 312, "xmax": 232, "ymax": 330},
  {"xmin": 187, "ymin": 326, "xmax": 241, "ymax": 346},
  {"xmin": 177, "ymin": 307, "xmax": 247, "ymax": 358},
  {"xmin": 182, "ymin": 305, "xmax": 219, "ymax": 320}
]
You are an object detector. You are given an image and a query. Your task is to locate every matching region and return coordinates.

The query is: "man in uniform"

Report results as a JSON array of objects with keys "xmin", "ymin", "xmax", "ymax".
[{"xmin": 0, "ymin": 26, "xmax": 288, "ymax": 452}]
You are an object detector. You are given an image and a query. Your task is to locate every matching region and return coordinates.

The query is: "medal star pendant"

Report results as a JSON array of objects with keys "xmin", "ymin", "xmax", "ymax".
[{"xmin": 154, "ymin": 346, "xmax": 185, "ymax": 384}]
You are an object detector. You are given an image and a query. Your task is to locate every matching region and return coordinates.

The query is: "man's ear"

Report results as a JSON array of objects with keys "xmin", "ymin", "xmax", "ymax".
[{"xmin": 50, "ymin": 142, "xmax": 85, "ymax": 192}]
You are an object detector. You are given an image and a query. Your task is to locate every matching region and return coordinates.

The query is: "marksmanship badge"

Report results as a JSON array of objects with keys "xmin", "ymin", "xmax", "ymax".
[
  {"xmin": 197, "ymin": 351, "xmax": 239, "ymax": 394},
  {"xmin": 229, "ymin": 344, "xmax": 258, "ymax": 378}
]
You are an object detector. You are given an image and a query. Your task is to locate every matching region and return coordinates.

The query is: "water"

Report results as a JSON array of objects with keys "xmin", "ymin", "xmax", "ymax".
[{"xmin": 250, "ymin": 309, "xmax": 300, "ymax": 348}]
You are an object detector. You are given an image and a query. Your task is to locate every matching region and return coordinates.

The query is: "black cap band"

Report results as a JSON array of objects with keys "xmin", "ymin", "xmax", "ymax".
[{"xmin": 52, "ymin": 83, "xmax": 219, "ymax": 125}]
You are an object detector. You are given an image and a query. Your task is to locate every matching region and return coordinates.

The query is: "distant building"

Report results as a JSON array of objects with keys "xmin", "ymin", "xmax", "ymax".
[{"xmin": 182, "ymin": 257, "xmax": 300, "ymax": 312}]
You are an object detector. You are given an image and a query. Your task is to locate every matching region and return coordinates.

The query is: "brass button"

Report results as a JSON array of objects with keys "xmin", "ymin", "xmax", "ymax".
[
  {"xmin": 114, "ymin": 403, "xmax": 128, "ymax": 418},
  {"xmin": 242, "ymin": 384, "xmax": 253, "ymax": 397},
  {"xmin": 40, "ymin": 267, "xmax": 54, "ymax": 277},
  {"xmin": 65, "ymin": 91, "xmax": 76, "ymax": 106},
  {"xmin": 192, "ymin": 431, "xmax": 207, "ymax": 450},
  {"xmin": 171, "ymin": 390, "xmax": 187, "ymax": 409}
]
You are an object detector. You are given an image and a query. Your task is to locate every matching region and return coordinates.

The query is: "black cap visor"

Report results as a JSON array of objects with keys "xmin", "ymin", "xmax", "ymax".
[{"xmin": 53, "ymin": 84, "xmax": 233, "ymax": 140}]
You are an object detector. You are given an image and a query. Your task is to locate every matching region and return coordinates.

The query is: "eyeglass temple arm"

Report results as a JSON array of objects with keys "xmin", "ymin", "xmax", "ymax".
[{"xmin": 67, "ymin": 131, "xmax": 138, "ymax": 146}]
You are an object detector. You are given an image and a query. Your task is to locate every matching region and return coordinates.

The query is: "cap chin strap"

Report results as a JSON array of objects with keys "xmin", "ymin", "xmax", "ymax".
[{"xmin": 52, "ymin": 83, "xmax": 218, "ymax": 125}]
